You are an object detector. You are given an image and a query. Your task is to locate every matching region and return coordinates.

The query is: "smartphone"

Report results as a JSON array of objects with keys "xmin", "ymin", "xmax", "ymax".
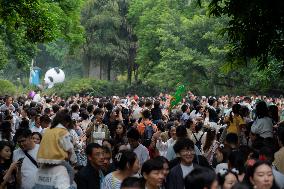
[{"xmin": 17, "ymin": 157, "xmax": 24, "ymax": 165}]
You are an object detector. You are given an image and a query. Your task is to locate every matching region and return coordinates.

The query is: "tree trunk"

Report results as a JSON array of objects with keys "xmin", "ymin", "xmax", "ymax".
[
  {"xmin": 99, "ymin": 60, "xmax": 102, "ymax": 80},
  {"xmin": 107, "ymin": 60, "xmax": 111, "ymax": 81}
]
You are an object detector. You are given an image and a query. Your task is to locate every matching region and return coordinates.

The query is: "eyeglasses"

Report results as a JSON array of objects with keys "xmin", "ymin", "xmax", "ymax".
[{"xmin": 180, "ymin": 149, "xmax": 195, "ymax": 155}]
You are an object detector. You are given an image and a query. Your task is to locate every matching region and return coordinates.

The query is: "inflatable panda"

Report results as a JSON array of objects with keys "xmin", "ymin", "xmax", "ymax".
[{"xmin": 44, "ymin": 67, "xmax": 65, "ymax": 88}]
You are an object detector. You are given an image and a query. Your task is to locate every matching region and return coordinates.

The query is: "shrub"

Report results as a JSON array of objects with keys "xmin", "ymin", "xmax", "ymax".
[
  {"xmin": 0, "ymin": 80, "xmax": 17, "ymax": 96},
  {"xmin": 45, "ymin": 78, "xmax": 164, "ymax": 98}
]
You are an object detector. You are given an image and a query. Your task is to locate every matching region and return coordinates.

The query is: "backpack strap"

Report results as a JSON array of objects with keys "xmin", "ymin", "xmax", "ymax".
[{"xmin": 23, "ymin": 150, "xmax": 38, "ymax": 168}]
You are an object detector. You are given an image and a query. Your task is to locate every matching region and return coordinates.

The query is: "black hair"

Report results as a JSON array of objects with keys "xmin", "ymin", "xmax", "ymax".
[
  {"xmin": 176, "ymin": 125, "xmax": 188, "ymax": 138},
  {"xmin": 93, "ymin": 108, "xmax": 104, "ymax": 116},
  {"xmin": 138, "ymin": 101, "xmax": 145, "ymax": 108},
  {"xmin": 52, "ymin": 104, "xmax": 60, "ymax": 113},
  {"xmin": 105, "ymin": 102, "xmax": 113, "ymax": 111},
  {"xmin": 217, "ymin": 170, "xmax": 238, "ymax": 187},
  {"xmin": 154, "ymin": 100, "xmax": 160, "ymax": 108},
  {"xmin": 85, "ymin": 143, "xmax": 103, "ymax": 156},
  {"xmin": 19, "ymin": 118, "xmax": 30, "ymax": 129},
  {"xmin": 229, "ymin": 104, "xmax": 242, "ymax": 122},
  {"xmin": 51, "ymin": 109, "xmax": 72, "ymax": 129},
  {"xmin": 141, "ymin": 159, "xmax": 164, "ymax": 176},
  {"xmin": 0, "ymin": 141, "xmax": 13, "ymax": 164},
  {"xmin": 154, "ymin": 156, "xmax": 169, "ymax": 165},
  {"xmin": 184, "ymin": 167, "xmax": 217, "ymax": 189},
  {"xmin": 141, "ymin": 109, "xmax": 151, "ymax": 119},
  {"xmin": 277, "ymin": 127, "xmax": 284, "ymax": 145},
  {"xmin": 44, "ymin": 108, "xmax": 51, "ymax": 115},
  {"xmin": 228, "ymin": 150, "xmax": 245, "ymax": 174},
  {"xmin": 255, "ymin": 101, "xmax": 269, "ymax": 119},
  {"xmin": 40, "ymin": 114, "xmax": 51, "ymax": 124},
  {"xmin": 208, "ymin": 98, "xmax": 216, "ymax": 106},
  {"xmin": 80, "ymin": 111, "xmax": 89, "ymax": 120},
  {"xmin": 114, "ymin": 150, "xmax": 137, "ymax": 170},
  {"xmin": 127, "ymin": 128, "xmax": 140, "ymax": 141},
  {"xmin": 32, "ymin": 132, "xmax": 42, "ymax": 141},
  {"xmin": 225, "ymin": 133, "xmax": 239, "ymax": 146},
  {"xmin": 268, "ymin": 105, "xmax": 279, "ymax": 123},
  {"xmin": 173, "ymin": 138, "xmax": 194, "ymax": 154},
  {"xmin": 259, "ymin": 146, "xmax": 274, "ymax": 162},
  {"xmin": 86, "ymin": 104, "xmax": 94, "ymax": 114},
  {"xmin": 102, "ymin": 146, "xmax": 111, "ymax": 155},
  {"xmin": 156, "ymin": 121, "xmax": 165, "ymax": 132},
  {"xmin": 243, "ymin": 160, "xmax": 279, "ymax": 189},
  {"xmin": 181, "ymin": 104, "xmax": 188, "ymax": 113},
  {"xmin": 71, "ymin": 104, "xmax": 79, "ymax": 113},
  {"xmin": 121, "ymin": 177, "xmax": 143, "ymax": 189},
  {"xmin": 14, "ymin": 128, "xmax": 32, "ymax": 141}
]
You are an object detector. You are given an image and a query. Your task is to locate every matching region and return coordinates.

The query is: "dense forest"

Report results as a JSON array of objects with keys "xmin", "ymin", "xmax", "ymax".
[{"xmin": 0, "ymin": 0, "xmax": 283, "ymax": 96}]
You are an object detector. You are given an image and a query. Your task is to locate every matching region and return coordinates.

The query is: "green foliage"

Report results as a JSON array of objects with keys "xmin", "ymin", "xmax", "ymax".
[
  {"xmin": 207, "ymin": 0, "xmax": 284, "ymax": 68},
  {"xmin": 45, "ymin": 78, "xmax": 163, "ymax": 98},
  {"xmin": 0, "ymin": 0, "xmax": 84, "ymax": 71},
  {"xmin": 0, "ymin": 80, "xmax": 16, "ymax": 96}
]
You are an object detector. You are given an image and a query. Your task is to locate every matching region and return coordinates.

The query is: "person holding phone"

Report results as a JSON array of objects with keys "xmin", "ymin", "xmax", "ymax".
[{"xmin": 0, "ymin": 141, "xmax": 21, "ymax": 189}]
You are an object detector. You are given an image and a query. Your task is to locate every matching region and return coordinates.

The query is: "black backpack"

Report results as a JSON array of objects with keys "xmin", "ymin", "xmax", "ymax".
[
  {"xmin": 141, "ymin": 123, "xmax": 154, "ymax": 147},
  {"xmin": 193, "ymin": 132, "xmax": 205, "ymax": 151}
]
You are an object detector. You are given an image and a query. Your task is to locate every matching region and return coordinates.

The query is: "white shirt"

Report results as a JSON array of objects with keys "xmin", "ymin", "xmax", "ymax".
[
  {"xmin": 13, "ymin": 144, "xmax": 40, "ymax": 189},
  {"xmin": 31, "ymin": 126, "xmax": 43, "ymax": 133},
  {"xmin": 34, "ymin": 165, "xmax": 72, "ymax": 189},
  {"xmin": 251, "ymin": 117, "xmax": 273, "ymax": 138},
  {"xmin": 180, "ymin": 163, "xmax": 194, "ymax": 178},
  {"xmin": 133, "ymin": 144, "xmax": 149, "ymax": 167}
]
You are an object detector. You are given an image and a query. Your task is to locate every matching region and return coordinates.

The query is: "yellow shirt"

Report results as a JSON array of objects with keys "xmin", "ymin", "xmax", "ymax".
[
  {"xmin": 227, "ymin": 115, "xmax": 245, "ymax": 134},
  {"xmin": 37, "ymin": 125, "xmax": 69, "ymax": 164}
]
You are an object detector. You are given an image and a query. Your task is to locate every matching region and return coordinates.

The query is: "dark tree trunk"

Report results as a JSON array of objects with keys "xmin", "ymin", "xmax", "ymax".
[{"xmin": 107, "ymin": 60, "xmax": 111, "ymax": 81}]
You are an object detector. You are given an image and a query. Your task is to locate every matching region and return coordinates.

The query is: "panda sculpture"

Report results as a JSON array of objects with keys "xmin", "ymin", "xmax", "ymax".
[{"xmin": 44, "ymin": 67, "xmax": 65, "ymax": 88}]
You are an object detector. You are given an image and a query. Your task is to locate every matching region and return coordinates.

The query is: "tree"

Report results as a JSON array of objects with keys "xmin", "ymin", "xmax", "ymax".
[
  {"xmin": 207, "ymin": 0, "xmax": 284, "ymax": 69},
  {"xmin": 81, "ymin": 0, "xmax": 130, "ymax": 80}
]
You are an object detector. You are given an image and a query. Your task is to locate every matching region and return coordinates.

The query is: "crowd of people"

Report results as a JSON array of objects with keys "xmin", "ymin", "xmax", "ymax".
[{"xmin": 0, "ymin": 92, "xmax": 283, "ymax": 189}]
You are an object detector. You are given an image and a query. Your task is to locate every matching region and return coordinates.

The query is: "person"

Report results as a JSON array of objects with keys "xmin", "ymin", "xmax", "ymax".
[
  {"xmin": 39, "ymin": 114, "xmax": 51, "ymax": 133},
  {"xmin": 156, "ymin": 126, "xmax": 176, "ymax": 158},
  {"xmin": 120, "ymin": 177, "xmax": 143, "ymax": 189},
  {"xmin": 203, "ymin": 128, "xmax": 219, "ymax": 165},
  {"xmin": 102, "ymin": 150, "xmax": 140, "ymax": 189},
  {"xmin": 228, "ymin": 151, "xmax": 246, "ymax": 182},
  {"xmin": 225, "ymin": 104, "xmax": 245, "ymax": 136},
  {"xmin": 191, "ymin": 122, "xmax": 206, "ymax": 154},
  {"xmin": 215, "ymin": 146, "xmax": 231, "ymax": 173},
  {"xmin": 86, "ymin": 108, "xmax": 110, "ymax": 145},
  {"xmin": 137, "ymin": 109, "xmax": 156, "ymax": 147},
  {"xmin": 258, "ymin": 146, "xmax": 284, "ymax": 189},
  {"xmin": 141, "ymin": 159, "xmax": 165, "ymax": 189},
  {"xmin": 151, "ymin": 101, "xmax": 162, "ymax": 124},
  {"xmin": 180, "ymin": 104, "xmax": 190, "ymax": 125},
  {"xmin": 251, "ymin": 101, "xmax": 273, "ymax": 139},
  {"xmin": 273, "ymin": 127, "xmax": 284, "ymax": 174},
  {"xmin": 30, "ymin": 114, "xmax": 42, "ymax": 133},
  {"xmin": 102, "ymin": 146, "xmax": 115, "ymax": 175},
  {"xmin": 0, "ymin": 96, "xmax": 15, "ymax": 112},
  {"xmin": 217, "ymin": 169, "xmax": 239, "ymax": 189},
  {"xmin": 113, "ymin": 122, "xmax": 128, "ymax": 146},
  {"xmin": 33, "ymin": 110, "xmax": 77, "ymax": 189},
  {"xmin": 184, "ymin": 167, "xmax": 218, "ymax": 189},
  {"xmin": 13, "ymin": 128, "xmax": 39, "ymax": 189},
  {"xmin": 31, "ymin": 132, "xmax": 42, "ymax": 144},
  {"xmin": 166, "ymin": 138, "xmax": 199, "ymax": 189},
  {"xmin": 207, "ymin": 98, "xmax": 219, "ymax": 123},
  {"xmin": 75, "ymin": 143, "xmax": 105, "ymax": 189},
  {"xmin": 243, "ymin": 161, "xmax": 279, "ymax": 189},
  {"xmin": 127, "ymin": 128, "xmax": 149, "ymax": 167},
  {"xmin": 0, "ymin": 141, "xmax": 20, "ymax": 189},
  {"xmin": 154, "ymin": 156, "xmax": 169, "ymax": 188}
]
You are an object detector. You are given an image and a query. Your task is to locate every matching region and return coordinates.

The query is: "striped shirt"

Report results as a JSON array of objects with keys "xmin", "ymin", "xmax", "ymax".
[{"xmin": 102, "ymin": 172, "xmax": 122, "ymax": 189}]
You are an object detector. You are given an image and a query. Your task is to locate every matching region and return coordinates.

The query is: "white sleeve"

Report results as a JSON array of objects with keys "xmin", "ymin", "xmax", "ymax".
[
  {"xmin": 156, "ymin": 140, "xmax": 167, "ymax": 151},
  {"xmin": 251, "ymin": 120, "xmax": 261, "ymax": 134},
  {"xmin": 59, "ymin": 133, "xmax": 74, "ymax": 152}
]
